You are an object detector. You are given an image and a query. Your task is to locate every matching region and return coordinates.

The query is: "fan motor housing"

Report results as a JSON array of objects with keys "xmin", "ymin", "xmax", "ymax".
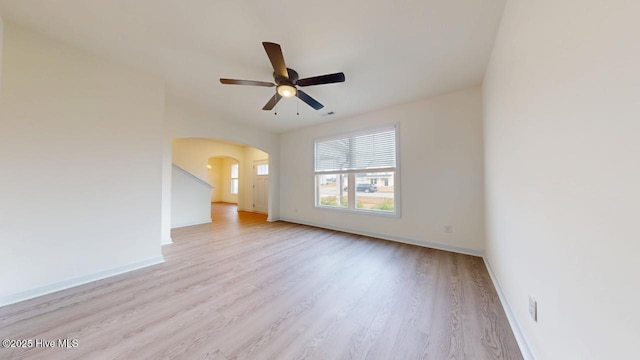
[{"xmin": 275, "ymin": 68, "xmax": 299, "ymax": 86}]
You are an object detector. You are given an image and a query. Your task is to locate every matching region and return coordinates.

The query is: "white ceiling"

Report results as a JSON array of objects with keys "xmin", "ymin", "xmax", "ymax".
[{"xmin": 0, "ymin": 0, "xmax": 506, "ymax": 133}]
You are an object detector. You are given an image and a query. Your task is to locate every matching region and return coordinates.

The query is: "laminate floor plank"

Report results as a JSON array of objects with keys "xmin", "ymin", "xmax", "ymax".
[
  {"xmin": 228, "ymin": 239, "xmax": 393, "ymax": 360},
  {"xmin": 351, "ymin": 245, "xmax": 422, "ymax": 360},
  {"xmin": 0, "ymin": 203, "xmax": 522, "ymax": 360},
  {"xmin": 217, "ymin": 237, "xmax": 380, "ymax": 358},
  {"xmin": 273, "ymin": 242, "xmax": 395, "ymax": 360}
]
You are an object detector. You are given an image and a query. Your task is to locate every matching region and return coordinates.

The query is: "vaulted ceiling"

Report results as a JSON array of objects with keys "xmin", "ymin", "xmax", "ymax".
[{"xmin": 0, "ymin": 0, "xmax": 506, "ymax": 132}]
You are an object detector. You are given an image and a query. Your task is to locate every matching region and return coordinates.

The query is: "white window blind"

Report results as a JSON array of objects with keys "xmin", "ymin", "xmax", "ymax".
[{"xmin": 315, "ymin": 127, "xmax": 396, "ymax": 172}]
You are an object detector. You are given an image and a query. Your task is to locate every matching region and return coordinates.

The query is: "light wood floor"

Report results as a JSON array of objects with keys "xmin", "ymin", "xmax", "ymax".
[{"xmin": 0, "ymin": 203, "xmax": 523, "ymax": 359}]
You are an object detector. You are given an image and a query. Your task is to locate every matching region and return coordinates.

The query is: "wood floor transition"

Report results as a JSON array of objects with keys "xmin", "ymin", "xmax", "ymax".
[{"xmin": 0, "ymin": 203, "xmax": 523, "ymax": 359}]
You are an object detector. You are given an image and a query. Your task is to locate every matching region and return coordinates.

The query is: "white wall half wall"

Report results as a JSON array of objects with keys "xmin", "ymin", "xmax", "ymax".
[
  {"xmin": 280, "ymin": 86, "xmax": 485, "ymax": 255},
  {"xmin": 171, "ymin": 164, "xmax": 214, "ymax": 228},
  {"xmin": 0, "ymin": 22, "xmax": 165, "ymax": 306},
  {"xmin": 483, "ymin": 0, "xmax": 640, "ymax": 359}
]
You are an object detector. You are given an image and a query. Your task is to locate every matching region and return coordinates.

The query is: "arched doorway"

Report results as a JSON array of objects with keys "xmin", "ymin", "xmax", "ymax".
[{"xmin": 169, "ymin": 138, "xmax": 270, "ymax": 230}]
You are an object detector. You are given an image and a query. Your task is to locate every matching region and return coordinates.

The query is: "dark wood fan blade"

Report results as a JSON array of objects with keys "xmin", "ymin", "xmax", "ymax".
[
  {"xmin": 296, "ymin": 90, "xmax": 324, "ymax": 110},
  {"xmin": 220, "ymin": 78, "xmax": 275, "ymax": 87},
  {"xmin": 297, "ymin": 72, "xmax": 345, "ymax": 87},
  {"xmin": 262, "ymin": 42, "xmax": 289, "ymax": 79},
  {"xmin": 262, "ymin": 93, "xmax": 282, "ymax": 111}
]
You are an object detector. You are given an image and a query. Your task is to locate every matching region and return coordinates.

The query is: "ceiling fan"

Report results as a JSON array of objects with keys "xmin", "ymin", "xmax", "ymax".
[{"xmin": 220, "ymin": 42, "xmax": 346, "ymax": 111}]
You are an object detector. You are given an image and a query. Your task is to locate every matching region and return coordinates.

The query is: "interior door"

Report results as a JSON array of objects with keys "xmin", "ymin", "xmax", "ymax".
[{"xmin": 253, "ymin": 160, "xmax": 269, "ymax": 214}]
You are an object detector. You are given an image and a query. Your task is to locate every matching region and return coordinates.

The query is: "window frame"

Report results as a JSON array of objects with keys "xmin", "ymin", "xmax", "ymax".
[{"xmin": 313, "ymin": 124, "xmax": 401, "ymax": 217}]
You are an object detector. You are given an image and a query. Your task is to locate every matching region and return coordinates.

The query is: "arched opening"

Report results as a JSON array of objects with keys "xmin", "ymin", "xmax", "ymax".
[{"xmin": 169, "ymin": 138, "xmax": 270, "ymax": 229}]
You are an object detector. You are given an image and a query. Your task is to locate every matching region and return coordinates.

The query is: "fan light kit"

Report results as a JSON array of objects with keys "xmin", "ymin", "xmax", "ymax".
[
  {"xmin": 277, "ymin": 85, "xmax": 296, "ymax": 98},
  {"xmin": 220, "ymin": 42, "xmax": 345, "ymax": 112}
]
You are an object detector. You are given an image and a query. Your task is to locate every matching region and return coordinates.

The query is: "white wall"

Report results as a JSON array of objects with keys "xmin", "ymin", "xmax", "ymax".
[
  {"xmin": 483, "ymin": 0, "xmax": 640, "ymax": 359},
  {"xmin": 0, "ymin": 16, "xmax": 4, "ymax": 92},
  {"xmin": 0, "ymin": 23, "xmax": 165, "ymax": 305},
  {"xmin": 160, "ymin": 136, "xmax": 173, "ymax": 244},
  {"xmin": 171, "ymin": 165, "xmax": 213, "ymax": 228},
  {"xmin": 280, "ymin": 87, "xmax": 485, "ymax": 254}
]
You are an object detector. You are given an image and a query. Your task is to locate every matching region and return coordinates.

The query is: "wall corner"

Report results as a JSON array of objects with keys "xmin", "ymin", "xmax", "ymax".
[{"xmin": 0, "ymin": 16, "xmax": 4, "ymax": 94}]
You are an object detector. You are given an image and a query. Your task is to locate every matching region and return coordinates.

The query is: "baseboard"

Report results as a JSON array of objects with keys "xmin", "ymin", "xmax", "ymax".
[
  {"xmin": 161, "ymin": 237, "xmax": 173, "ymax": 245},
  {"xmin": 279, "ymin": 218, "xmax": 483, "ymax": 257},
  {"xmin": 171, "ymin": 219, "xmax": 212, "ymax": 229},
  {"xmin": 483, "ymin": 257, "xmax": 536, "ymax": 360},
  {"xmin": 0, "ymin": 256, "xmax": 165, "ymax": 308}
]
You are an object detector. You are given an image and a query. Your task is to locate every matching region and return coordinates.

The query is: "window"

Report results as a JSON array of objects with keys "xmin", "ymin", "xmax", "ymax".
[
  {"xmin": 314, "ymin": 125, "xmax": 398, "ymax": 215},
  {"xmin": 256, "ymin": 164, "xmax": 269, "ymax": 175},
  {"xmin": 231, "ymin": 163, "xmax": 239, "ymax": 194}
]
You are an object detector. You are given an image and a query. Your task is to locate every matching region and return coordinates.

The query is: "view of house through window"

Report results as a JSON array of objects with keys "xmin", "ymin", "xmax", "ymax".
[
  {"xmin": 316, "ymin": 174, "xmax": 348, "ymax": 208},
  {"xmin": 314, "ymin": 126, "xmax": 398, "ymax": 214},
  {"xmin": 231, "ymin": 163, "xmax": 239, "ymax": 194},
  {"xmin": 355, "ymin": 172, "xmax": 395, "ymax": 211}
]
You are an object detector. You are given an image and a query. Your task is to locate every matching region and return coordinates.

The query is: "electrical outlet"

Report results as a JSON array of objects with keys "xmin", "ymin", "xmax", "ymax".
[
  {"xmin": 444, "ymin": 225, "xmax": 453, "ymax": 233},
  {"xmin": 529, "ymin": 296, "xmax": 537, "ymax": 322}
]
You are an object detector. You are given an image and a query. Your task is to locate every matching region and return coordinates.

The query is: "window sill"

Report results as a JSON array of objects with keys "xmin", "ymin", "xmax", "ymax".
[{"xmin": 314, "ymin": 205, "xmax": 400, "ymax": 218}]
